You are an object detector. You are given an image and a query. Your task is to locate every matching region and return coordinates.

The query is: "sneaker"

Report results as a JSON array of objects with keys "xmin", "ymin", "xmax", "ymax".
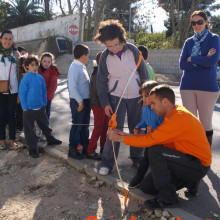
[
  {"xmin": 144, "ymin": 197, "xmax": 178, "ymax": 210},
  {"xmin": 128, "ymin": 174, "xmax": 142, "ymax": 189},
  {"xmin": 87, "ymin": 152, "xmax": 102, "ymax": 160},
  {"xmin": 184, "ymin": 180, "xmax": 200, "ymax": 198},
  {"xmin": 47, "ymin": 138, "xmax": 62, "ymax": 146},
  {"xmin": 29, "ymin": 149, "xmax": 39, "ymax": 158},
  {"xmin": 99, "ymin": 167, "xmax": 110, "ymax": 176},
  {"xmin": 39, "ymin": 135, "xmax": 47, "ymax": 142},
  {"xmin": 9, "ymin": 142, "xmax": 19, "ymax": 150},
  {"xmin": 0, "ymin": 143, "xmax": 6, "ymax": 150},
  {"xmin": 68, "ymin": 148, "xmax": 84, "ymax": 160},
  {"xmin": 131, "ymin": 160, "xmax": 139, "ymax": 169},
  {"xmin": 100, "ymin": 148, "xmax": 103, "ymax": 155}
]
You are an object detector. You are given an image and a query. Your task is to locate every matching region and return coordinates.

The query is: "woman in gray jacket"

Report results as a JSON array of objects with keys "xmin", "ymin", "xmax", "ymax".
[{"xmin": 94, "ymin": 20, "xmax": 149, "ymax": 175}]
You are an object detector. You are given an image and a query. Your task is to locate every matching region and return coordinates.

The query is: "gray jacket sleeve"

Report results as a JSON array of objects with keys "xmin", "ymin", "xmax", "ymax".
[
  {"xmin": 96, "ymin": 49, "xmax": 110, "ymax": 108},
  {"xmin": 127, "ymin": 43, "xmax": 150, "ymax": 83}
]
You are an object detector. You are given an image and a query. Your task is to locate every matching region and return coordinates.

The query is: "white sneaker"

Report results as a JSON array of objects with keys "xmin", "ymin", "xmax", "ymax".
[
  {"xmin": 99, "ymin": 167, "xmax": 110, "ymax": 176},
  {"xmin": 42, "ymin": 135, "xmax": 47, "ymax": 141},
  {"xmin": 0, "ymin": 144, "xmax": 6, "ymax": 150},
  {"xmin": 39, "ymin": 135, "xmax": 47, "ymax": 142},
  {"xmin": 9, "ymin": 142, "xmax": 19, "ymax": 150}
]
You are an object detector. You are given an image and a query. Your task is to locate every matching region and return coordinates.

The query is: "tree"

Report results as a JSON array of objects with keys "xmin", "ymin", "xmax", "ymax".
[
  {"xmin": 158, "ymin": 0, "xmax": 217, "ymax": 48},
  {"xmin": 210, "ymin": 15, "xmax": 220, "ymax": 36},
  {"xmin": 0, "ymin": 1, "xmax": 10, "ymax": 32},
  {"xmin": 93, "ymin": 0, "xmax": 105, "ymax": 37},
  {"xmin": 103, "ymin": 0, "xmax": 139, "ymax": 32},
  {"xmin": 35, "ymin": 0, "xmax": 59, "ymax": 20},
  {"xmin": 5, "ymin": 0, "xmax": 45, "ymax": 29},
  {"xmin": 136, "ymin": 30, "xmax": 173, "ymax": 49}
]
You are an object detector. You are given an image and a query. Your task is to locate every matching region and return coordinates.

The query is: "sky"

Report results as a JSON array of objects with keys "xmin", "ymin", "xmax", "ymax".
[
  {"xmin": 49, "ymin": 0, "xmax": 220, "ymax": 33},
  {"xmin": 134, "ymin": 0, "xmax": 220, "ymax": 32}
]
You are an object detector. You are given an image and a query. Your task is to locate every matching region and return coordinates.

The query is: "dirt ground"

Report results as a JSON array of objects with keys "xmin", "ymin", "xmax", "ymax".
[
  {"xmin": 0, "ymin": 73, "xmax": 181, "ymax": 220},
  {"xmin": 0, "ymin": 146, "xmax": 149, "ymax": 220}
]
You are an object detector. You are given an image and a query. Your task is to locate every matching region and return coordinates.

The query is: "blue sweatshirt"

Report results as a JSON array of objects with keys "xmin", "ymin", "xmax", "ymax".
[
  {"xmin": 179, "ymin": 32, "xmax": 220, "ymax": 92},
  {"xmin": 19, "ymin": 71, "xmax": 47, "ymax": 110},
  {"xmin": 67, "ymin": 60, "xmax": 90, "ymax": 103},
  {"xmin": 136, "ymin": 105, "xmax": 164, "ymax": 129}
]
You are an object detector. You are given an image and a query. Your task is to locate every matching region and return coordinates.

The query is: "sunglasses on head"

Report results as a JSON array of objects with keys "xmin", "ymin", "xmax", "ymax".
[{"xmin": 191, "ymin": 20, "xmax": 205, "ymax": 26}]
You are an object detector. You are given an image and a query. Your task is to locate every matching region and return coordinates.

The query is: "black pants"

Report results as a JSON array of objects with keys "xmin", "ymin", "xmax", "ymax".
[
  {"xmin": 16, "ymin": 103, "xmax": 23, "ymax": 130},
  {"xmin": 0, "ymin": 93, "xmax": 17, "ymax": 140},
  {"xmin": 139, "ymin": 145, "xmax": 209, "ymax": 203},
  {"xmin": 23, "ymin": 106, "xmax": 54, "ymax": 150}
]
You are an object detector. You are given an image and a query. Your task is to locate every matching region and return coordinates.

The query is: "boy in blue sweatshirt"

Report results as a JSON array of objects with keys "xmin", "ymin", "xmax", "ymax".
[
  {"xmin": 19, "ymin": 56, "xmax": 62, "ymax": 158},
  {"xmin": 129, "ymin": 80, "xmax": 164, "ymax": 188},
  {"xmin": 67, "ymin": 44, "xmax": 90, "ymax": 160}
]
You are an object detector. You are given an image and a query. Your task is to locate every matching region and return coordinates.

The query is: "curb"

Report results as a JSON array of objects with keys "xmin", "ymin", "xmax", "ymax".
[{"xmin": 26, "ymin": 138, "xmax": 201, "ymax": 220}]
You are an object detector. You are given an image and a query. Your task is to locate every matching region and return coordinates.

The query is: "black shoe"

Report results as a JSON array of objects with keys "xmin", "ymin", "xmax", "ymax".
[
  {"xmin": 144, "ymin": 197, "xmax": 178, "ymax": 210},
  {"xmin": 47, "ymin": 138, "xmax": 62, "ymax": 146},
  {"xmin": 87, "ymin": 152, "xmax": 102, "ymax": 160},
  {"xmin": 29, "ymin": 149, "xmax": 39, "ymax": 158},
  {"xmin": 184, "ymin": 181, "xmax": 199, "ymax": 198},
  {"xmin": 68, "ymin": 148, "xmax": 84, "ymax": 160},
  {"xmin": 131, "ymin": 159, "xmax": 139, "ymax": 169},
  {"xmin": 128, "ymin": 174, "xmax": 142, "ymax": 189},
  {"xmin": 100, "ymin": 148, "xmax": 103, "ymax": 155}
]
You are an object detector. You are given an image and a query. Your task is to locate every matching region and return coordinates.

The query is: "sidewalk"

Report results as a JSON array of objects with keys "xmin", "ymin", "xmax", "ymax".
[{"xmin": 26, "ymin": 74, "xmax": 219, "ymax": 220}]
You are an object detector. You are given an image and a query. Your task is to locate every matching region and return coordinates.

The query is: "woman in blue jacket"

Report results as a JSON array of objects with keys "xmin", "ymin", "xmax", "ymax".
[{"xmin": 179, "ymin": 10, "xmax": 219, "ymax": 146}]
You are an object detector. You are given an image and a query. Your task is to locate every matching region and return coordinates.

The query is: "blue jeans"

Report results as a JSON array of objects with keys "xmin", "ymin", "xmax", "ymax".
[{"xmin": 69, "ymin": 98, "xmax": 90, "ymax": 149}]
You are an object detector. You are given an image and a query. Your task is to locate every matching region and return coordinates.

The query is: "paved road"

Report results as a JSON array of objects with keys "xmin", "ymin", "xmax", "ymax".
[{"xmin": 49, "ymin": 78, "xmax": 220, "ymax": 220}]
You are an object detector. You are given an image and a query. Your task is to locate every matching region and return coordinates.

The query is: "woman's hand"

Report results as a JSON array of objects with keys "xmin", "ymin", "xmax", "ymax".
[
  {"xmin": 17, "ymin": 96, "xmax": 20, "ymax": 104},
  {"xmin": 187, "ymin": 57, "xmax": 191, "ymax": 62},
  {"xmin": 147, "ymin": 126, "xmax": 154, "ymax": 133},
  {"xmin": 207, "ymin": 48, "xmax": 216, "ymax": 56},
  {"xmin": 104, "ymin": 105, "xmax": 113, "ymax": 117},
  {"xmin": 134, "ymin": 127, "xmax": 139, "ymax": 134}
]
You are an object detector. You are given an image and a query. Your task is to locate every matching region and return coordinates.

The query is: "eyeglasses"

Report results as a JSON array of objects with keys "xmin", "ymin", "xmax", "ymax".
[
  {"xmin": 106, "ymin": 43, "xmax": 121, "ymax": 50},
  {"xmin": 191, "ymin": 20, "xmax": 205, "ymax": 26}
]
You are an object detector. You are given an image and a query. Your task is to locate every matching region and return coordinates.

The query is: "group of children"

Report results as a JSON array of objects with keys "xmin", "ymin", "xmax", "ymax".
[
  {"xmin": 67, "ymin": 43, "xmax": 156, "ymax": 165},
  {"xmin": 17, "ymin": 49, "xmax": 62, "ymax": 158},
  {"xmin": 17, "ymin": 42, "xmax": 156, "ymax": 164}
]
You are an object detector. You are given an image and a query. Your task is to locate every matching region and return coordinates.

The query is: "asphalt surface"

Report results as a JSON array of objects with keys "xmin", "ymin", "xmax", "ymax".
[{"xmin": 49, "ymin": 77, "xmax": 220, "ymax": 220}]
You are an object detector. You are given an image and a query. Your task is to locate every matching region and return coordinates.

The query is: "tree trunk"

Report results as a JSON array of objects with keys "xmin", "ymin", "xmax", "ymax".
[
  {"xmin": 79, "ymin": 0, "xmax": 84, "ymax": 41},
  {"xmin": 44, "ymin": 0, "xmax": 50, "ymax": 20},
  {"xmin": 170, "ymin": 0, "xmax": 177, "ymax": 47},
  {"xmin": 93, "ymin": 0, "xmax": 105, "ymax": 38},
  {"xmin": 86, "ymin": 0, "xmax": 92, "ymax": 40},
  {"xmin": 58, "ymin": 0, "xmax": 66, "ymax": 16},
  {"xmin": 67, "ymin": 0, "xmax": 72, "ymax": 14}
]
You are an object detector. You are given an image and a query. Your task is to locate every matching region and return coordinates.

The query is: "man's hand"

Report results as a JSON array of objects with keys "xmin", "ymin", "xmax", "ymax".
[
  {"xmin": 107, "ymin": 130, "xmax": 124, "ymax": 142},
  {"xmin": 77, "ymin": 102, "xmax": 84, "ymax": 112},
  {"xmin": 104, "ymin": 105, "xmax": 113, "ymax": 117},
  {"xmin": 187, "ymin": 56, "xmax": 191, "ymax": 62}
]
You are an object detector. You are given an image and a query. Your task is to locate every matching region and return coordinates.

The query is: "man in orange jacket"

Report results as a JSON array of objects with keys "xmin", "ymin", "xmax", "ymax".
[{"xmin": 108, "ymin": 84, "xmax": 211, "ymax": 209}]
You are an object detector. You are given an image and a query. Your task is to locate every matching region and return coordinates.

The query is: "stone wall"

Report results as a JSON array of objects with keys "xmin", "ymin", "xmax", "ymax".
[
  {"xmin": 148, "ymin": 49, "xmax": 182, "ymax": 75},
  {"xmin": 83, "ymin": 42, "xmax": 183, "ymax": 75},
  {"xmin": 11, "ymin": 13, "xmax": 83, "ymax": 44}
]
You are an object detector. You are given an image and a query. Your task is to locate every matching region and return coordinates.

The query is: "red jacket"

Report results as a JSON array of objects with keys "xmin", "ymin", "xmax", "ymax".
[{"xmin": 38, "ymin": 67, "xmax": 60, "ymax": 100}]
